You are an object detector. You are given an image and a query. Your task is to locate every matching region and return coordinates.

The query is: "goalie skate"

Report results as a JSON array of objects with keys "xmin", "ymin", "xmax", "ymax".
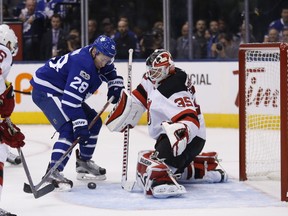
[
  {"xmin": 46, "ymin": 169, "xmax": 73, "ymax": 192},
  {"xmin": 203, "ymin": 169, "xmax": 228, "ymax": 183},
  {"xmin": 151, "ymin": 183, "xmax": 186, "ymax": 198},
  {"xmin": 76, "ymin": 150, "xmax": 106, "ymax": 181}
]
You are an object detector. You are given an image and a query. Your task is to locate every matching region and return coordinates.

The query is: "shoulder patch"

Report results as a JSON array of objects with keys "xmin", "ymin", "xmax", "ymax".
[{"xmin": 80, "ymin": 70, "xmax": 90, "ymax": 80}]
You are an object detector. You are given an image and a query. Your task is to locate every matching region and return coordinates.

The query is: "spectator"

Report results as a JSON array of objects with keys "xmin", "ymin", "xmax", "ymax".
[
  {"xmin": 66, "ymin": 28, "xmax": 81, "ymax": 52},
  {"xmin": 40, "ymin": 14, "xmax": 67, "ymax": 60},
  {"xmin": 207, "ymin": 20, "xmax": 219, "ymax": 58},
  {"xmin": 112, "ymin": 20, "xmax": 140, "ymax": 59},
  {"xmin": 204, "ymin": 29, "xmax": 211, "ymax": 40},
  {"xmin": 192, "ymin": 19, "xmax": 207, "ymax": 59},
  {"xmin": 101, "ymin": 18, "xmax": 116, "ymax": 38},
  {"xmin": 211, "ymin": 33, "xmax": 238, "ymax": 59},
  {"xmin": 175, "ymin": 22, "xmax": 190, "ymax": 59},
  {"xmin": 153, "ymin": 21, "xmax": 164, "ymax": 30},
  {"xmin": 264, "ymin": 27, "xmax": 280, "ymax": 42},
  {"xmin": 281, "ymin": 28, "xmax": 288, "ymax": 42},
  {"xmin": 140, "ymin": 27, "xmax": 164, "ymax": 58},
  {"xmin": 266, "ymin": 5, "xmax": 288, "ymax": 40},
  {"xmin": 218, "ymin": 17, "xmax": 229, "ymax": 34},
  {"xmin": 18, "ymin": 0, "xmax": 46, "ymax": 60},
  {"xmin": 2, "ymin": 3, "xmax": 12, "ymax": 20},
  {"xmin": 88, "ymin": 19, "xmax": 100, "ymax": 44},
  {"xmin": 234, "ymin": 23, "xmax": 257, "ymax": 45}
]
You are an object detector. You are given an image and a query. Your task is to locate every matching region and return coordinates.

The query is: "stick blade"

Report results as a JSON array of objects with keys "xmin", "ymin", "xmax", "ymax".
[
  {"xmin": 23, "ymin": 182, "xmax": 55, "ymax": 199},
  {"xmin": 122, "ymin": 181, "xmax": 136, "ymax": 192},
  {"xmin": 34, "ymin": 184, "xmax": 55, "ymax": 199},
  {"xmin": 23, "ymin": 183, "xmax": 32, "ymax": 193}
]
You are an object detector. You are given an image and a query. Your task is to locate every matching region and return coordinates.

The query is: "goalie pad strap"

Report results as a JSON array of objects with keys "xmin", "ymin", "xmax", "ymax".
[{"xmin": 105, "ymin": 89, "xmax": 145, "ymax": 132}]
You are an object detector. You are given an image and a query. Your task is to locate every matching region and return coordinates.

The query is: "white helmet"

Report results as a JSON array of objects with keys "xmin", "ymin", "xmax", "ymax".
[
  {"xmin": 0, "ymin": 24, "xmax": 18, "ymax": 56},
  {"xmin": 146, "ymin": 49, "xmax": 175, "ymax": 86}
]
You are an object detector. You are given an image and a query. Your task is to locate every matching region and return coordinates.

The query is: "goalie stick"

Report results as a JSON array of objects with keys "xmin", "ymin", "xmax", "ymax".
[
  {"xmin": 121, "ymin": 49, "xmax": 136, "ymax": 191},
  {"xmin": 23, "ymin": 97, "xmax": 114, "ymax": 198}
]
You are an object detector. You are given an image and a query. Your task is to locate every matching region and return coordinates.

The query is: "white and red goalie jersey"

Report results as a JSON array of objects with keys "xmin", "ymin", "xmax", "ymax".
[{"xmin": 132, "ymin": 67, "xmax": 206, "ymax": 142}]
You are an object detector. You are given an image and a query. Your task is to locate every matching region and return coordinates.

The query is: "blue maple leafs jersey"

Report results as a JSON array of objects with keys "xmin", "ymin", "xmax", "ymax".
[{"xmin": 30, "ymin": 45, "xmax": 118, "ymax": 121}]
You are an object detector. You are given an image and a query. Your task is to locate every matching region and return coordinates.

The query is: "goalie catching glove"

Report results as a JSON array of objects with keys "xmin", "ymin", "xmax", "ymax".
[
  {"xmin": 161, "ymin": 121, "xmax": 190, "ymax": 157},
  {"xmin": 0, "ymin": 82, "xmax": 15, "ymax": 118},
  {"xmin": 0, "ymin": 119, "xmax": 25, "ymax": 148}
]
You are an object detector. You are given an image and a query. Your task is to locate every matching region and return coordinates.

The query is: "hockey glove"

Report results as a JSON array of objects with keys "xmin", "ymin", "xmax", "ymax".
[
  {"xmin": 73, "ymin": 119, "xmax": 90, "ymax": 146},
  {"xmin": 161, "ymin": 121, "xmax": 190, "ymax": 157},
  {"xmin": 0, "ymin": 83, "xmax": 15, "ymax": 118},
  {"xmin": 107, "ymin": 76, "xmax": 125, "ymax": 104},
  {"xmin": 0, "ymin": 119, "xmax": 25, "ymax": 148}
]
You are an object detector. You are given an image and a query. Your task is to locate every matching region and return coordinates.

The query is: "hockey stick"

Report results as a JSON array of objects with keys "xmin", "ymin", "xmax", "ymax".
[
  {"xmin": 121, "ymin": 49, "xmax": 136, "ymax": 191},
  {"xmin": 14, "ymin": 90, "xmax": 32, "ymax": 95},
  {"xmin": 23, "ymin": 97, "xmax": 113, "ymax": 197},
  {"xmin": 18, "ymin": 148, "xmax": 55, "ymax": 198},
  {"xmin": 5, "ymin": 117, "xmax": 55, "ymax": 198}
]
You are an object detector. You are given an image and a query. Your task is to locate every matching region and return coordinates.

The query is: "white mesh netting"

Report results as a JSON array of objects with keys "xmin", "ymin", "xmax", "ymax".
[{"xmin": 244, "ymin": 49, "xmax": 281, "ymax": 180}]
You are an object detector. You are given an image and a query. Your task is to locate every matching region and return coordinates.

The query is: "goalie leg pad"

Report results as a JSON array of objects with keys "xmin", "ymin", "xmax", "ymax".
[
  {"xmin": 105, "ymin": 89, "xmax": 145, "ymax": 132},
  {"xmin": 177, "ymin": 151, "xmax": 228, "ymax": 183},
  {"xmin": 136, "ymin": 150, "xmax": 186, "ymax": 198}
]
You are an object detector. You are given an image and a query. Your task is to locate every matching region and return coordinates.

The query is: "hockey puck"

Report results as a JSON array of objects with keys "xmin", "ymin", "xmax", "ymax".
[{"xmin": 87, "ymin": 182, "xmax": 96, "ymax": 189}]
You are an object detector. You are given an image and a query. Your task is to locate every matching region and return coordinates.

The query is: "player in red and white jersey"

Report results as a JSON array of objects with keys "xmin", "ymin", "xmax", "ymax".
[
  {"xmin": 106, "ymin": 49, "xmax": 227, "ymax": 198},
  {"xmin": 0, "ymin": 24, "xmax": 25, "ymax": 216}
]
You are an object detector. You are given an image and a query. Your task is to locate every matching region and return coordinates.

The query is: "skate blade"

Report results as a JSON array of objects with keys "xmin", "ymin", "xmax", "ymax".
[
  {"xmin": 54, "ymin": 182, "xmax": 73, "ymax": 192},
  {"xmin": 76, "ymin": 173, "xmax": 106, "ymax": 181}
]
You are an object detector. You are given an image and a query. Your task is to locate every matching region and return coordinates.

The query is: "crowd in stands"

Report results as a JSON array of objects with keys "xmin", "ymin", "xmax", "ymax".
[{"xmin": 2, "ymin": 0, "xmax": 288, "ymax": 61}]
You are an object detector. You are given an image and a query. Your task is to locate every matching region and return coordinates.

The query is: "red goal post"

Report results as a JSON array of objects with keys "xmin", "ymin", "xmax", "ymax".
[{"xmin": 238, "ymin": 43, "xmax": 288, "ymax": 202}]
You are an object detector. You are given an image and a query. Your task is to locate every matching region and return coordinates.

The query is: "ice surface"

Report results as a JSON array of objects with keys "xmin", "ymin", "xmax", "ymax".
[{"xmin": 1, "ymin": 125, "xmax": 288, "ymax": 216}]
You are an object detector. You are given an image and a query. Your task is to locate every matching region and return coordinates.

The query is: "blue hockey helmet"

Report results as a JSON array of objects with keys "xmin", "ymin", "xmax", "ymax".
[{"xmin": 92, "ymin": 35, "xmax": 116, "ymax": 59}]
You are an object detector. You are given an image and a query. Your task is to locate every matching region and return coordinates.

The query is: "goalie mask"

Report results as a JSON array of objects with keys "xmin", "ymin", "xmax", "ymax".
[
  {"xmin": 146, "ymin": 49, "xmax": 175, "ymax": 86},
  {"xmin": 0, "ymin": 24, "xmax": 18, "ymax": 56},
  {"xmin": 92, "ymin": 35, "xmax": 116, "ymax": 64}
]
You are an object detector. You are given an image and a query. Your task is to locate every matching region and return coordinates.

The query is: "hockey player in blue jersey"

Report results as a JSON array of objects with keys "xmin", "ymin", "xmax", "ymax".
[{"xmin": 30, "ymin": 35, "xmax": 124, "ymax": 190}]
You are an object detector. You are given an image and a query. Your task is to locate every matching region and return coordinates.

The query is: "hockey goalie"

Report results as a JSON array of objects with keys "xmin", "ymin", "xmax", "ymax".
[{"xmin": 106, "ymin": 49, "xmax": 228, "ymax": 198}]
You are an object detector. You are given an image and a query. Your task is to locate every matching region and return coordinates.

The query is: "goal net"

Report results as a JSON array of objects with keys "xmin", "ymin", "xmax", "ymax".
[{"xmin": 238, "ymin": 43, "xmax": 288, "ymax": 202}]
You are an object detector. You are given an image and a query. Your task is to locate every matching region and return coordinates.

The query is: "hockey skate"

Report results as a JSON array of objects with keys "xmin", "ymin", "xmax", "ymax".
[
  {"xmin": 203, "ymin": 169, "xmax": 228, "ymax": 183},
  {"xmin": 45, "ymin": 167, "xmax": 73, "ymax": 191},
  {"xmin": 6, "ymin": 151, "xmax": 21, "ymax": 165},
  {"xmin": 75, "ymin": 149, "xmax": 106, "ymax": 181},
  {"xmin": 0, "ymin": 208, "xmax": 16, "ymax": 216},
  {"xmin": 150, "ymin": 180, "xmax": 187, "ymax": 198}
]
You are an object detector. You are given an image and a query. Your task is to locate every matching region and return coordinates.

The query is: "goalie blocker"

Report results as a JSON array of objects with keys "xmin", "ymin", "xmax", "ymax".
[{"xmin": 105, "ymin": 89, "xmax": 145, "ymax": 132}]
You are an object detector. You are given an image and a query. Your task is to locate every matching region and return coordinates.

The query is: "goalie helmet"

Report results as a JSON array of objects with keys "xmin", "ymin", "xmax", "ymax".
[
  {"xmin": 0, "ymin": 24, "xmax": 18, "ymax": 56},
  {"xmin": 146, "ymin": 49, "xmax": 175, "ymax": 85},
  {"xmin": 92, "ymin": 35, "xmax": 116, "ymax": 64}
]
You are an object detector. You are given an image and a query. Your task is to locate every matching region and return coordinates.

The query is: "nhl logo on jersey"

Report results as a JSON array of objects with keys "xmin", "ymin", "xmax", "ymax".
[{"xmin": 80, "ymin": 70, "xmax": 90, "ymax": 80}]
